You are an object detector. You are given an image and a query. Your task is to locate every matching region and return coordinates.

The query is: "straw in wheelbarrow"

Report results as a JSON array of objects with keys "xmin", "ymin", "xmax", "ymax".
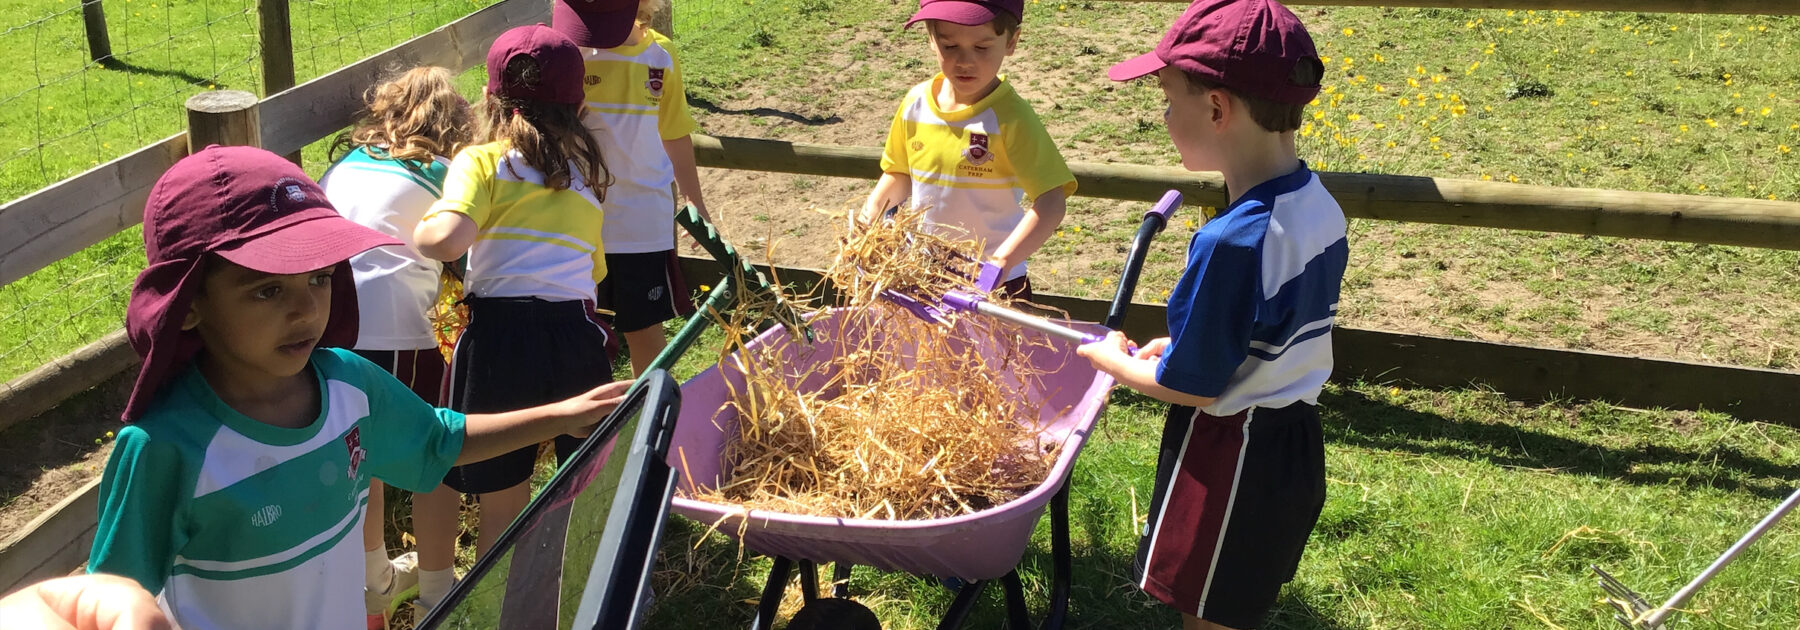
[{"xmin": 687, "ymin": 208, "xmax": 1062, "ymax": 521}]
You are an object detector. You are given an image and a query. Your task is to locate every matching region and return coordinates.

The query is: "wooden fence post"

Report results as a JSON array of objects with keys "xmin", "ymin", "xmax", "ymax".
[
  {"xmin": 185, "ymin": 90, "xmax": 262, "ymax": 151},
  {"xmin": 652, "ymin": 0, "xmax": 673, "ymax": 38},
  {"xmin": 257, "ymin": 0, "xmax": 300, "ymax": 164},
  {"xmin": 80, "ymin": 0, "xmax": 113, "ymax": 65}
]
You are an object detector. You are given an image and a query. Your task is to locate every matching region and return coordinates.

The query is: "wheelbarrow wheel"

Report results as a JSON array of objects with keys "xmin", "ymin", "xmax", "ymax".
[{"xmin": 787, "ymin": 598, "xmax": 883, "ymax": 630}]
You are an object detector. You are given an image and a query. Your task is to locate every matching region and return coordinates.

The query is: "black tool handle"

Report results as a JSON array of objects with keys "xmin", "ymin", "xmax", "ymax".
[{"xmin": 1105, "ymin": 190, "xmax": 1183, "ymax": 330}]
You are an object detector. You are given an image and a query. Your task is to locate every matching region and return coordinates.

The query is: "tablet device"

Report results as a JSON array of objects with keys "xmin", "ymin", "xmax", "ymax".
[{"xmin": 416, "ymin": 370, "xmax": 682, "ymax": 630}]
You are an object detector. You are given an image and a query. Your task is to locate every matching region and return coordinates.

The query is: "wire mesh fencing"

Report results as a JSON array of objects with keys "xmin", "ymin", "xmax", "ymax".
[{"xmin": 0, "ymin": 0, "xmax": 502, "ymax": 384}]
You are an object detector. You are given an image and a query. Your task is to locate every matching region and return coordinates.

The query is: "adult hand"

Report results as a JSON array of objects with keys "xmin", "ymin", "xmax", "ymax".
[{"xmin": 0, "ymin": 574, "xmax": 170, "ymax": 630}]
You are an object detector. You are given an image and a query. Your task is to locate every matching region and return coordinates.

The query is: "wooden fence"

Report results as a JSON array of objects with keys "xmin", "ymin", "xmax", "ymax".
[
  {"xmin": 1140, "ymin": 0, "xmax": 1800, "ymax": 14},
  {"xmin": 4, "ymin": 0, "xmax": 1799, "ymax": 596}
]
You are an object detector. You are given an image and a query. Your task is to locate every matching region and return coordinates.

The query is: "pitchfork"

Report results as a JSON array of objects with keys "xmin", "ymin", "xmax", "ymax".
[{"xmin": 1592, "ymin": 487, "xmax": 1800, "ymax": 628}]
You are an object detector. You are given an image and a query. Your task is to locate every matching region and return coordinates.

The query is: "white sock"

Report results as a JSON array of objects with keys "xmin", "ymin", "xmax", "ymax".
[
  {"xmin": 418, "ymin": 568, "xmax": 455, "ymax": 610},
  {"xmin": 365, "ymin": 545, "xmax": 393, "ymax": 591}
]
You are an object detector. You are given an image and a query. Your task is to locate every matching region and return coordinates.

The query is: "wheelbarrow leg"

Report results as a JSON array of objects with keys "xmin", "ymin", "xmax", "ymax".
[
  {"xmin": 751, "ymin": 556, "xmax": 793, "ymax": 630},
  {"xmin": 799, "ymin": 560, "xmax": 821, "ymax": 604},
  {"xmin": 1041, "ymin": 480, "xmax": 1072, "ymax": 630},
  {"xmin": 1002, "ymin": 570, "xmax": 1030, "ymax": 630},
  {"xmin": 935, "ymin": 578, "xmax": 990, "ymax": 630},
  {"xmin": 833, "ymin": 563, "xmax": 854, "ymax": 599}
]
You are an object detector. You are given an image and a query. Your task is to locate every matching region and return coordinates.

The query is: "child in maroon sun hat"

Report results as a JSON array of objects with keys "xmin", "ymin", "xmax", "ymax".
[
  {"xmin": 863, "ymin": 0, "xmax": 1075, "ymax": 301},
  {"xmin": 1078, "ymin": 1, "xmax": 1346, "ymax": 629},
  {"xmin": 89, "ymin": 144, "xmax": 633, "ymax": 630}
]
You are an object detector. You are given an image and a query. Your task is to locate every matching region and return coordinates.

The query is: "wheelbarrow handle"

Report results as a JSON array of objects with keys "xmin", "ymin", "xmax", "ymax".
[{"xmin": 1106, "ymin": 190, "xmax": 1183, "ymax": 331}]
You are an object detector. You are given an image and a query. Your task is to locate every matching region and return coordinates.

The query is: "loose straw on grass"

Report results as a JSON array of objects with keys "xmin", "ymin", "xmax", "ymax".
[{"xmin": 691, "ymin": 207, "xmax": 1059, "ymax": 521}]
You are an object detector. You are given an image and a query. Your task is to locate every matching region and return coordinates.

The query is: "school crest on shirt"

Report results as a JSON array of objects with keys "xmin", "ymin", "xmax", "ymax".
[
  {"xmin": 962, "ymin": 132, "xmax": 995, "ymax": 166},
  {"xmin": 645, "ymin": 68, "xmax": 666, "ymax": 98},
  {"xmin": 343, "ymin": 426, "xmax": 367, "ymax": 480}
]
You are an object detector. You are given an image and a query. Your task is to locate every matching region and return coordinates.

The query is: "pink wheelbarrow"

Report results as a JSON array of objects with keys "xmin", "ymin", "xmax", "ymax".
[{"xmin": 667, "ymin": 193, "xmax": 1185, "ymax": 629}]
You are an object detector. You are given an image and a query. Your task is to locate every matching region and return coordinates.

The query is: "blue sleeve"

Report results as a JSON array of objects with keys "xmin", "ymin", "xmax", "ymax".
[
  {"xmin": 332, "ymin": 349, "xmax": 466, "ymax": 492},
  {"xmin": 1157, "ymin": 213, "xmax": 1262, "ymax": 398},
  {"xmin": 88, "ymin": 426, "xmax": 187, "ymax": 595}
]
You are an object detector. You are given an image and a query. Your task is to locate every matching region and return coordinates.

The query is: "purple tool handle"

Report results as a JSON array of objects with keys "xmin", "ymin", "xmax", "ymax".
[{"xmin": 1144, "ymin": 190, "xmax": 1183, "ymax": 223}]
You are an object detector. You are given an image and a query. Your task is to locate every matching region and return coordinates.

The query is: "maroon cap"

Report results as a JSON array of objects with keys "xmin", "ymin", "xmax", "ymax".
[
  {"xmin": 1109, "ymin": 0, "xmax": 1322, "ymax": 105},
  {"xmin": 905, "ymin": 0, "xmax": 1024, "ymax": 28},
  {"xmin": 551, "ymin": 0, "xmax": 638, "ymax": 49},
  {"xmin": 486, "ymin": 24, "xmax": 586, "ymax": 105},
  {"xmin": 122, "ymin": 145, "xmax": 399, "ymax": 421}
]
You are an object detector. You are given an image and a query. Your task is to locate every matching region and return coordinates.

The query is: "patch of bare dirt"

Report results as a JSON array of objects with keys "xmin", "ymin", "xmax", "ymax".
[{"xmin": 0, "ymin": 372, "xmax": 130, "ymax": 537}]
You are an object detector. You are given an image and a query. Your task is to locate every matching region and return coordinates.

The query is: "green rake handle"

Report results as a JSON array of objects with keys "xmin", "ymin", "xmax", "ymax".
[
  {"xmin": 673, "ymin": 204, "xmax": 813, "ymax": 342},
  {"xmin": 631, "ymin": 204, "xmax": 812, "ymax": 382}
]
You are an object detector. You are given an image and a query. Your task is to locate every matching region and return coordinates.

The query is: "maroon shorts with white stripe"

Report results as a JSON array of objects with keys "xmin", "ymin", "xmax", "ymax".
[
  {"xmin": 1134, "ymin": 403, "xmax": 1326, "ymax": 628},
  {"xmin": 595, "ymin": 250, "xmax": 697, "ymax": 333},
  {"xmin": 350, "ymin": 348, "xmax": 447, "ymax": 406}
]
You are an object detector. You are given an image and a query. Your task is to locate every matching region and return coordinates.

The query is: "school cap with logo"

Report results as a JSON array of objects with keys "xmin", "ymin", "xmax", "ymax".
[
  {"xmin": 905, "ymin": 0, "xmax": 1024, "ymax": 28},
  {"xmin": 486, "ymin": 23, "xmax": 587, "ymax": 105},
  {"xmin": 551, "ymin": 0, "xmax": 639, "ymax": 50},
  {"xmin": 1108, "ymin": 0, "xmax": 1323, "ymax": 105},
  {"xmin": 122, "ymin": 145, "xmax": 399, "ymax": 421}
]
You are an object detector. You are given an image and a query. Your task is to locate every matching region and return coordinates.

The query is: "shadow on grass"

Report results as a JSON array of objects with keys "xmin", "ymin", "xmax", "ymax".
[
  {"xmin": 98, "ymin": 57, "xmax": 218, "ymax": 88},
  {"xmin": 1317, "ymin": 388, "xmax": 1799, "ymax": 502},
  {"xmin": 688, "ymin": 95, "xmax": 844, "ymax": 126}
]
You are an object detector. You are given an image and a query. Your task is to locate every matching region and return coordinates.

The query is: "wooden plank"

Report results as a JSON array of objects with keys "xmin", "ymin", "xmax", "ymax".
[
  {"xmin": 674, "ymin": 256, "xmax": 1800, "ymax": 424},
  {"xmin": 1329, "ymin": 329, "xmax": 1800, "ymax": 422},
  {"xmin": 1126, "ymin": 0, "xmax": 1800, "ymax": 15},
  {"xmin": 0, "ymin": 329, "xmax": 138, "ymax": 435},
  {"xmin": 690, "ymin": 134, "xmax": 1800, "ymax": 251},
  {"xmin": 0, "ymin": 134, "xmax": 186, "ymax": 288},
  {"xmin": 0, "ymin": 477, "xmax": 102, "ymax": 595},
  {"xmin": 258, "ymin": 0, "xmax": 549, "ymax": 157}
]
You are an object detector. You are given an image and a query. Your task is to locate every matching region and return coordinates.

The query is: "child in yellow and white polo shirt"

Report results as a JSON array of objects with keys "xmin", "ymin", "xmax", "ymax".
[
  {"xmin": 551, "ymin": 0, "xmax": 707, "ymax": 376},
  {"xmin": 865, "ymin": 0, "xmax": 1075, "ymax": 298}
]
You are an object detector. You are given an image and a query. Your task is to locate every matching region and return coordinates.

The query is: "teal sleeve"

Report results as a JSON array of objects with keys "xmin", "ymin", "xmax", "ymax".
[
  {"xmin": 88, "ymin": 426, "xmax": 186, "ymax": 595},
  {"xmin": 339, "ymin": 349, "xmax": 466, "ymax": 492},
  {"xmin": 422, "ymin": 157, "xmax": 451, "ymax": 193}
]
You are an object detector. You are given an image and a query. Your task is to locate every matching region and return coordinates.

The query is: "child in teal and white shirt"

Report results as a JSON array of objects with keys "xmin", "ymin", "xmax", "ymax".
[{"xmin": 89, "ymin": 145, "xmax": 632, "ymax": 630}]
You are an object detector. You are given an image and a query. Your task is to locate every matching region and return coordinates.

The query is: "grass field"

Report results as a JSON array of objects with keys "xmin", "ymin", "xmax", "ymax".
[{"xmin": 0, "ymin": 0, "xmax": 1797, "ymax": 628}]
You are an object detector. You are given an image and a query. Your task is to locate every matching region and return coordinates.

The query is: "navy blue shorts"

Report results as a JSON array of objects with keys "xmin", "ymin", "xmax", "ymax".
[
  {"xmin": 441, "ymin": 297, "xmax": 615, "ymax": 495},
  {"xmin": 595, "ymin": 250, "xmax": 696, "ymax": 333}
]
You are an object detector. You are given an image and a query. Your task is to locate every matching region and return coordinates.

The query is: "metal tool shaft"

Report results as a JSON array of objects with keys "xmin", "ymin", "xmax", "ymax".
[
  {"xmin": 968, "ymin": 301, "xmax": 1098, "ymax": 345},
  {"xmin": 1640, "ymin": 487, "xmax": 1800, "ymax": 627}
]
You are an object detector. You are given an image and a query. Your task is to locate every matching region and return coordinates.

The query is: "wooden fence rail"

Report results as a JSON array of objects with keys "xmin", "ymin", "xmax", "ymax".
[
  {"xmin": 674, "ymin": 257, "xmax": 1800, "ymax": 424},
  {"xmin": 691, "ymin": 135, "xmax": 1800, "ymax": 251},
  {"xmin": 1167, "ymin": 0, "xmax": 1800, "ymax": 15}
]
